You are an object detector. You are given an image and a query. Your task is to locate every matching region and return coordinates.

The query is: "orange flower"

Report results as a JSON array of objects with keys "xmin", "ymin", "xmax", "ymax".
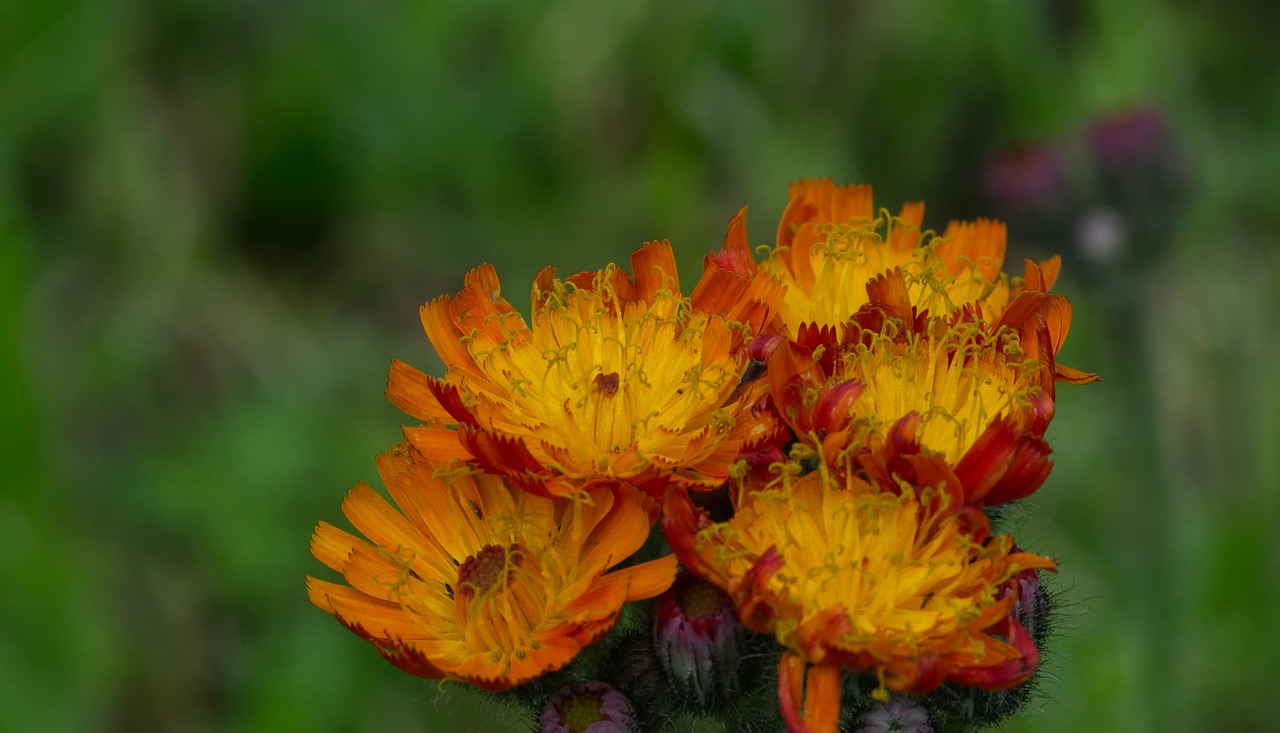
[
  {"xmin": 760, "ymin": 266, "xmax": 1089, "ymax": 504},
  {"xmin": 386, "ymin": 240, "xmax": 782, "ymax": 500},
  {"xmin": 711, "ymin": 178, "xmax": 1078, "ymax": 342},
  {"xmin": 771, "ymin": 179, "xmax": 1001, "ymax": 330},
  {"xmin": 663, "ymin": 472, "xmax": 1054, "ymax": 733},
  {"xmin": 307, "ymin": 444, "xmax": 677, "ymax": 690}
]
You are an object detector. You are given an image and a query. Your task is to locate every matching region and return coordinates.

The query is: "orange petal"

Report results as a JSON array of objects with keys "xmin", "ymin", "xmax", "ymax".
[
  {"xmin": 722, "ymin": 207, "xmax": 752, "ymax": 270},
  {"xmin": 417, "ymin": 296, "xmax": 471, "ymax": 374},
  {"xmin": 402, "ymin": 426, "xmax": 470, "ymax": 465},
  {"xmin": 865, "ymin": 268, "xmax": 915, "ymax": 318},
  {"xmin": 778, "ymin": 652, "xmax": 808, "ymax": 733},
  {"xmin": 612, "ymin": 553, "xmax": 678, "ymax": 601},
  {"xmin": 630, "ymin": 239, "xmax": 680, "ymax": 302},
  {"xmin": 310, "ymin": 521, "xmax": 366, "ymax": 573},
  {"xmin": 660, "ymin": 488, "xmax": 725, "ymax": 587},
  {"xmin": 887, "ymin": 201, "xmax": 925, "ymax": 252},
  {"xmin": 458, "ymin": 425, "xmax": 547, "ymax": 476},
  {"xmin": 1056, "ymin": 362, "xmax": 1101, "ymax": 384},
  {"xmin": 306, "ymin": 577, "xmax": 419, "ymax": 643},
  {"xmin": 340, "ymin": 482, "xmax": 430, "ymax": 560},
  {"xmin": 937, "ymin": 218, "xmax": 1007, "ymax": 281},
  {"xmin": 578, "ymin": 491, "xmax": 652, "ymax": 575},
  {"xmin": 803, "ymin": 664, "xmax": 842, "ymax": 733},
  {"xmin": 778, "ymin": 653, "xmax": 841, "ymax": 733},
  {"xmin": 385, "ymin": 359, "xmax": 452, "ymax": 423}
]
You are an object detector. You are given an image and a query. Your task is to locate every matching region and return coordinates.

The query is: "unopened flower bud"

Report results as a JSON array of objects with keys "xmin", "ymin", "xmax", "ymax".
[
  {"xmin": 1003, "ymin": 563, "xmax": 1049, "ymax": 643},
  {"xmin": 653, "ymin": 571, "xmax": 741, "ymax": 705},
  {"xmin": 855, "ymin": 694, "xmax": 933, "ymax": 733},
  {"xmin": 539, "ymin": 681, "xmax": 638, "ymax": 733}
]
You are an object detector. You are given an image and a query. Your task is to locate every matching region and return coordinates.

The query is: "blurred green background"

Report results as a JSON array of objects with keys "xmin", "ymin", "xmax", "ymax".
[{"xmin": 4, "ymin": 1, "xmax": 1279, "ymax": 731}]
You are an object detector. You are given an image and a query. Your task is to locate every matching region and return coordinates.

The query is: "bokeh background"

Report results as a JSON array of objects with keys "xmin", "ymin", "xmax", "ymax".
[{"xmin": 4, "ymin": 1, "xmax": 1279, "ymax": 731}]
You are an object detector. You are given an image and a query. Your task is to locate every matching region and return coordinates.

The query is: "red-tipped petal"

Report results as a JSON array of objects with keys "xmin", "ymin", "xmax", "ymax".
[
  {"xmin": 425, "ymin": 376, "xmax": 479, "ymax": 426},
  {"xmin": 631, "ymin": 239, "xmax": 681, "ymax": 303},
  {"xmin": 812, "ymin": 380, "xmax": 865, "ymax": 435},
  {"xmin": 660, "ymin": 488, "xmax": 722, "ymax": 586},
  {"xmin": 458, "ymin": 425, "xmax": 546, "ymax": 477},
  {"xmin": 982, "ymin": 437, "xmax": 1054, "ymax": 505},
  {"xmin": 953, "ymin": 418, "xmax": 1019, "ymax": 504},
  {"xmin": 865, "ymin": 268, "xmax": 915, "ymax": 322},
  {"xmin": 950, "ymin": 615, "xmax": 1041, "ymax": 690},
  {"xmin": 737, "ymin": 546, "xmax": 785, "ymax": 634}
]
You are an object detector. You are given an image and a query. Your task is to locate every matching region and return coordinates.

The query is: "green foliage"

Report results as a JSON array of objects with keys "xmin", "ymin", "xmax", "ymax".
[{"xmin": 5, "ymin": 1, "xmax": 1280, "ymax": 731}]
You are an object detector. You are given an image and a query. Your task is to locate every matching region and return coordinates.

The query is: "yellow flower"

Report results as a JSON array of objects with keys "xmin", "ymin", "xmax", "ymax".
[
  {"xmin": 772, "ymin": 179, "xmax": 990, "ymax": 330},
  {"xmin": 307, "ymin": 444, "xmax": 677, "ymax": 690},
  {"xmin": 386, "ymin": 240, "xmax": 782, "ymax": 500},
  {"xmin": 716, "ymin": 178, "xmax": 1072, "ymax": 340},
  {"xmin": 663, "ymin": 471, "xmax": 1054, "ymax": 733},
  {"xmin": 761, "ymin": 263, "xmax": 1095, "ymax": 504}
]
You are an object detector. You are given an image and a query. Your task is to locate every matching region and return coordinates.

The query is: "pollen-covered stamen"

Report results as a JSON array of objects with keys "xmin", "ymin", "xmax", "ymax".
[
  {"xmin": 453, "ymin": 543, "xmax": 541, "ymax": 658},
  {"xmin": 594, "ymin": 371, "xmax": 621, "ymax": 397},
  {"xmin": 456, "ymin": 544, "xmax": 519, "ymax": 597}
]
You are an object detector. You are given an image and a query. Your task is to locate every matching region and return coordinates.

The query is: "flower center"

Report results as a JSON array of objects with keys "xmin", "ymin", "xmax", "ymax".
[
  {"xmin": 456, "ymin": 544, "xmax": 519, "ymax": 597},
  {"xmin": 594, "ymin": 371, "xmax": 620, "ymax": 397},
  {"xmin": 559, "ymin": 691, "xmax": 605, "ymax": 733},
  {"xmin": 841, "ymin": 320, "xmax": 1037, "ymax": 463}
]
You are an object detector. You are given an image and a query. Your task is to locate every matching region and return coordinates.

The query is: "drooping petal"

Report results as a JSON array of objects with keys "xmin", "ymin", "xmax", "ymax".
[{"xmin": 778, "ymin": 653, "xmax": 841, "ymax": 733}]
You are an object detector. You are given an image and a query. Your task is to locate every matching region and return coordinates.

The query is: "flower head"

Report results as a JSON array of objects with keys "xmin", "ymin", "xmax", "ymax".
[
  {"xmin": 387, "ymin": 240, "xmax": 782, "ymax": 500},
  {"xmin": 307, "ymin": 445, "xmax": 677, "ymax": 690},
  {"xmin": 710, "ymin": 180, "xmax": 1096, "ymax": 382},
  {"xmin": 762, "ymin": 284, "xmax": 1061, "ymax": 505},
  {"xmin": 714, "ymin": 179, "xmax": 1026, "ymax": 337},
  {"xmin": 663, "ymin": 471, "xmax": 1053, "ymax": 733}
]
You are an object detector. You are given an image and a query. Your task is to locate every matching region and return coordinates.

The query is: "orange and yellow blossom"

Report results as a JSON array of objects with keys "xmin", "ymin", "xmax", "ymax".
[
  {"xmin": 760, "ymin": 266, "xmax": 1090, "ymax": 505},
  {"xmin": 307, "ymin": 444, "xmax": 677, "ymax": 690},
  {"xmin": 663, "ymin": 470, "xmax": 1054, "ymax": 733},
  {"xmin": 712, "ymin": 178, "xmax": 1005, "ymax": 335},
  {"xmin": 385, "ymin": 240, "xmax": 783, "ymax": 501},
  {"xmin": 708, "ymin": 179, "xmax": 1094, "ymax": 356}
]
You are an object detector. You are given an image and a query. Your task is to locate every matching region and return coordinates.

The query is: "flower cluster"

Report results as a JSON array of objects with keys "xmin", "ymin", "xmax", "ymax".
[{"xmin": 307, "ymin": 178, "xmax": 1095, "ymax": 732}]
